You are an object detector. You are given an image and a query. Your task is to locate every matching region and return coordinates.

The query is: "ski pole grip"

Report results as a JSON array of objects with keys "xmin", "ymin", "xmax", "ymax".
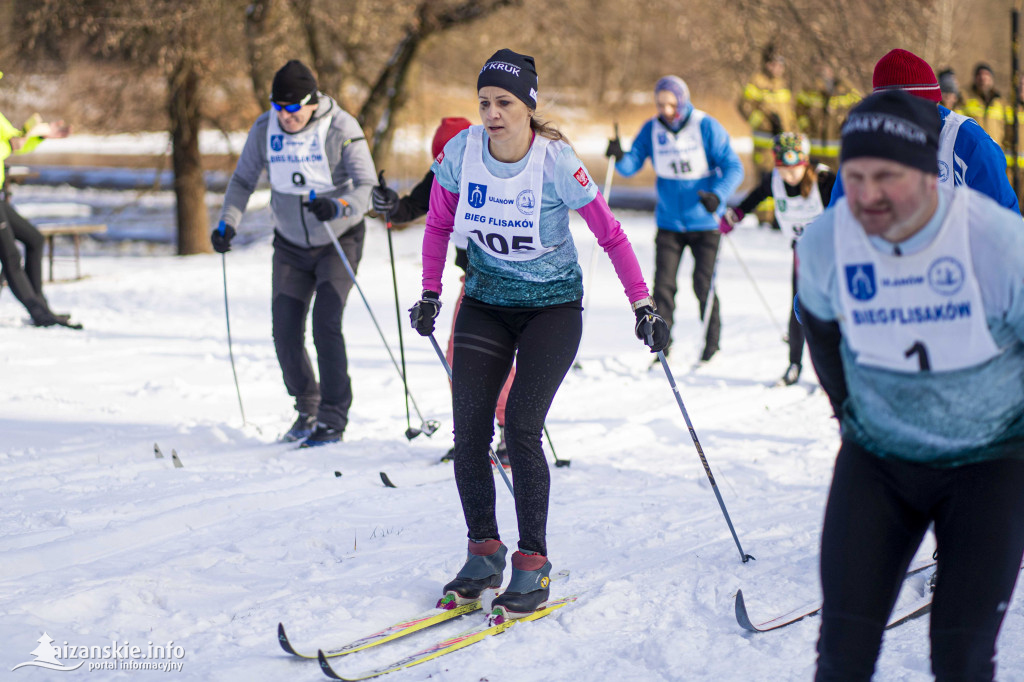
[{"xmin": 378, "ymin": 169, "xmax": 388, "ymax": 189}]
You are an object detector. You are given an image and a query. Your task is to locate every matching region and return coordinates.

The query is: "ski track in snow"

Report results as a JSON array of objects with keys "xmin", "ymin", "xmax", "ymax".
[{"xmin": 1, "ymin": 194, "xmax": 1022, "ymax": 682}]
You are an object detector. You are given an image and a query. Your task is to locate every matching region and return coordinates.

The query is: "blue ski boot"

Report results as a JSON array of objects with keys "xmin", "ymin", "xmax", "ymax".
[
  {"xmin": 437, "ymin": 539, "xmax": 507, "ymax": 610},
  {"xmin": 282, "ymin": 413, "xmax": 317, "ymax": 442},
  {"xmin": 489, "ymin": 550, "xmax": 551, "ymax": 622},
  {"xmin": 300, "ymin": 422, "xmax": 343, "ymax": 448}
]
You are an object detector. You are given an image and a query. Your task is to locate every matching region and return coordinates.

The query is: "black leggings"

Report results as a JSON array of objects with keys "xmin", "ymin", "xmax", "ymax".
[
  {"xmin": 0, "ymin": 202, "xmax": 48, "ymax": 317},
  {"xmin": 816, "ymin": 440, "xmax": 1024, "ymax": 681},
  {"xmin": 450, "ymin": 296, "xmax": 582, "ymax": 557}
]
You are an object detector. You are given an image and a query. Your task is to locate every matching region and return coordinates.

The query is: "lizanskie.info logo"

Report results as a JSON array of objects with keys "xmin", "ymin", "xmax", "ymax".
[{"xmin": 12, "ymin": 633, "xmax": 186, "ymax": 673}]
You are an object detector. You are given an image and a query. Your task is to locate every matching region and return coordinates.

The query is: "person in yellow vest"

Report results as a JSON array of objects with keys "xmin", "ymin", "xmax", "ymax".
[
  {"xmin": 963, "ymin": 63, "xmax": 1007, "ymax": 146},
  {"xmin": 796, "ymin": 64, "xmax": 862, "ymax": 171},
  {"xmin": 1004, "ymin": 72, "xmax": 1024, "ymax": 200},
  {"xmin": 739, "ymin": 44, "xmax": 797, "ymax": 175}
]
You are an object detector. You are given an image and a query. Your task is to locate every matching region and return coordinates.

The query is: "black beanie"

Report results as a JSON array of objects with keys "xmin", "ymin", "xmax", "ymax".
[
  {"xmin": 272, "ymin": 60, "xmax": 319, "ymax": 105},
  {"xmin": 477, "ymin": 49, "xmax": 538, "ymax": 109},
  {"xmin": 840, "ymin": 90, "xmax": 940, "ymax": 175}
]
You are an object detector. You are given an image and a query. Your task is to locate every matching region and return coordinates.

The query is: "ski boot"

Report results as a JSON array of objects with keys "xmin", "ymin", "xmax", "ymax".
[
  {"xmin": 282, "ymin": 413, "xmax": 317, "ymax": 442},
  {"xmin": 300, "ymin": 422, "xmax": 343, "ymax": 448},
  {"xmin": 437, "ymin": 539, "xmax": 507, "ymax": 610},
  {"xmin": 781, "ymin": 363, "xmax": 801, "ymax": 386},
  {"xmin": 489, "ymin": 550, "xmax": 551, "ymax": 623}
]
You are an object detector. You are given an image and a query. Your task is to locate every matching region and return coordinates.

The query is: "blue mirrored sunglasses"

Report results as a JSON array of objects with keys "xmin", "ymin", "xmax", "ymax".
[{"xmin": 271, "ymin": 92, "xmax": 312, "ymax": 113}]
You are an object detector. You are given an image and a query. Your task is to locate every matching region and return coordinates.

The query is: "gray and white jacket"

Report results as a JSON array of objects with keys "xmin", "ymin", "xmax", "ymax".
[{"xmin": 219, "ymin": 94, "xmax": 376, "ymax": 248}]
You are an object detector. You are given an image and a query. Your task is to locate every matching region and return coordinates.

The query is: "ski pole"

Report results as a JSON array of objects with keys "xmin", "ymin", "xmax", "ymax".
[
  {"xmin": 219, "ymin": 244, "xmax": 248, "ymax": 427},
  {"xmin": 723, "ymin": 232, "xmax": 786, "ymax": 342},
  {"xmin": 310, "ymin": 191, "xmax": 440, "ymax": 438},
  {"xmin": 427, "ymin": 333, "xmax": 515, "ymax": 497},
  {"xmin": 543, "ymin": 424, "xmax": 571, "ymax": 468},
  {"xmin": 378, "ymin": 171, "xmax": 421, "ymax": 440},
  {"xmin": 642, "ymin": 325, "xmax": 753, "ymax": 563},
  {"xmin": 576, "ymin": 123, "xmax": 619, "ymax": 370}
]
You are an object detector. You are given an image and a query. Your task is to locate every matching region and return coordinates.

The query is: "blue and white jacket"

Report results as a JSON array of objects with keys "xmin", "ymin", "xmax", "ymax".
[{"xmin": 615, "ymin": 105, "xmax": 744, "ymax": 232}]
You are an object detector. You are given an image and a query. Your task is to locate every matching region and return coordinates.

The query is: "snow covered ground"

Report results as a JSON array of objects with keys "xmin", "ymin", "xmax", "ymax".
[{"xmin": 1, "ymin": 184, "xmax": 1021, "ymax": 681}]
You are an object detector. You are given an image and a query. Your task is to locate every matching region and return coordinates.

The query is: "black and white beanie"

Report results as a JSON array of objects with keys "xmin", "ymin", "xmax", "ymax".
[
  {"xmin": 840, "ymin": 90, "xmax": 940, "ymax": 175},
  {"xmin": 272, "ymin": 60, "xmax": 319, "ymax": 105},
  {"xmin": 477, "ymin": 49, "xmax": 538, "ymax": 109}
]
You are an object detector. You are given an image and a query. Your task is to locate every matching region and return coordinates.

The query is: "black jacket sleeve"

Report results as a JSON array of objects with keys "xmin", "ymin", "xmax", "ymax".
[
  {"xmin": 817, "ymin": 169, "xmax": 836, "ymax": 206},
  {"xmin": 389, "ymin": 170, "xmax": 434, "ymax": 225},
  {"xmin": 801, "ymin": 303, "xmax": 848, "ymax": 419},
  {"xmin": 736, "ymin": 173, "xmax": 773, "ymax": 216}
]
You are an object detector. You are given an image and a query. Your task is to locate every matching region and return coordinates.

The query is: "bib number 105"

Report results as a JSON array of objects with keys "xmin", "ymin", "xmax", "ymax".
[{"xmin": 470, "ymin": 230, "xmax": 534, "ymax": 255}]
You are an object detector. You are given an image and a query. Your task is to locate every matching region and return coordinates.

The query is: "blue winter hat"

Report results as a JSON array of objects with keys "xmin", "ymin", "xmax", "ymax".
[{"xmin": 655, "ymin": 76, "xmax": 691, "ymax": 122}]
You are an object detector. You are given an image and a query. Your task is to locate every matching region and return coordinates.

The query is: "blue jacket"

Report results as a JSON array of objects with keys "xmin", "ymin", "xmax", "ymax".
[
  {"xmin": 616, "ymin": 107, "xmax": 744, "ymax": 231},
  {"xmin": 828, "ymin": 105, "xmax": 1020, "ymax": 214}
]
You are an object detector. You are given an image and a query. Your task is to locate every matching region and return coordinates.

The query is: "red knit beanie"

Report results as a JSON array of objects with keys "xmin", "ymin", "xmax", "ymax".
[
  {"xmin": 872, "ymin": 49, "xmax": 941, "ymax": 103},
  {"xmin": 431, "ymin": 117, "xmax": 473, "ymax": 159}
]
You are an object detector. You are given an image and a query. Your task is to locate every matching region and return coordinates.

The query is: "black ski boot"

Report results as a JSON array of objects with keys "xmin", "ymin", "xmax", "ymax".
[
  {"xmin": 437, "ymin": 539, "xmax": 507, "ymax": 610},
  {"xmin": 489, "ymin": 550, "xmax": 551, "ymax": 622},
  {"xmin": 282, "ymin": 413, "xmax": 317, "ymax": 442},
  {"xmin": 781, "ymin": 363, "xmax": 801, "ymax": 386}
]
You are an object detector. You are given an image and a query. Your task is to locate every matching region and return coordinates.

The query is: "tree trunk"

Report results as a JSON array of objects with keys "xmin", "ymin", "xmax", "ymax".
[
  {"xmin": 357, "ymin": 0, "xmax": 521, "ymax": 165},
  {"xmin": 169, "ymin": 56, "xmax": 210, "ymax": 255}
]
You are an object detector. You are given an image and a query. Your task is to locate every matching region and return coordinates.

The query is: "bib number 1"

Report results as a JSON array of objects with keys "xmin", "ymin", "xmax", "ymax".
[{"xmin": 904, "ymin": 341, "xmax": 931, "ymax": 371}]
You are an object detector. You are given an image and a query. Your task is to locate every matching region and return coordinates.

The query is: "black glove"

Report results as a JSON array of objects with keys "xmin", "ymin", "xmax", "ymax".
[
  {"xmin": 409, "ymin": 290, "xmax": 441, "ymax": 336},
  {"xmin": 767, "ymin": 112, "xmax": 783, "ymax": 136},
  {"xmin": 697, "ymin": 190, "xmax": 720, "ymax": 214},
  {"xmin": 634, "ymin": 304, "xmax": 670, "ymax": 353},
  {"xmin": 211, "ymin": 221, "xmax": 236, "ymax": 253},
  {"xmin": 606, "ymin": 137, "xmax": 624, "ymax": 162},
  {"xmin": 304, "ymin": 196, "xmax": 348, "ymax": 221},
  {"xmin": 371, "ymin": 185, "xmax": 400, "ymax": 215}
]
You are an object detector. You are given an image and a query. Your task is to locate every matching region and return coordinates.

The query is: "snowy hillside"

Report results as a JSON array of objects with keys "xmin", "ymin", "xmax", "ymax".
[{"xmin": 1, "ymin": 191, "xmax": 1021, "ymax": 681}]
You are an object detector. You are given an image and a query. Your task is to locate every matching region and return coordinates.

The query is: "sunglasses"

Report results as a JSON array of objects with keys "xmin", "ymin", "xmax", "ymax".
[{"xmin": 271, "ymin": 92, "xmax": 312, "ymax": 113}]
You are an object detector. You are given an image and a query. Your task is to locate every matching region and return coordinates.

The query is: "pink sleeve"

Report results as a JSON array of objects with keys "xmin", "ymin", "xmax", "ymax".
[
  {"xmin": 576, "ymin": 192, "xmax": 651, "ymax": 304},
  {"xmin": 421, "ymin": 178, "xmax": 459, "ymax": 295}
]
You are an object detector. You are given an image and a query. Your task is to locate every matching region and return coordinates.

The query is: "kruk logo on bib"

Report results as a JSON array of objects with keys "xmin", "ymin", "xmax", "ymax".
[
  {"xmin": 270, "ymin": 135, "xmax": 284, "ymax": 152},
  {"xmin": 938, "ymin": 160, "xmax": 950, "ymax": 183},
  {"xmin": 468, "ymin": 183, "xmax": 487, "ymax": 209},
  {"xmin": 928, "ymin": 257, "xmax": 965, "ymax": 296},
  {"xmin": 516, "ymin": 189, "xmax": 536, "ymax": 215},
  {"xmin": 845, "ymin": 263, "xmax": 877, "ymax": 301}
]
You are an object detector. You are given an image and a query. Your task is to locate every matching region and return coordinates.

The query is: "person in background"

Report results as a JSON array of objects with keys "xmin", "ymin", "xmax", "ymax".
[
  {"xmin": 212, "ymin": 59, "xmax": 376, "ymax": 447},
  {"xmin": 608, "ymin": 75, "xmax": 744, "ymax": 361},
  {"xmin": 720, "ymin": 132, "xmax": 834, "ymax": 385},
  {"xmin": 739, "ymin": 44, "xmax": 797, "ymax": 175},
  {"xmin": 829, "ymin": 49, "xmax": 1019, "ymax": 214},
  {"xmin": 0, "ymin": 71, "xmax": 80, "ymax": 330},
  {"xmin": 963, "ymin": 62, "xmax": 1006, "ymax": 145},
  {"xmin": 799, "ymin": 88, "xmax": 1024, "ymax": 682},
  {"xmin": 412, "ymin": 48, "xmax": 667, "ymax": 621},
  {"xmin": 370, "ymin": 116, "xmax": 514, "ymax": 464},
  {"xmin": 796, "ymin": 64, "xmax": 862, "ymax": 171},
  {"xmin": 937, "ymin": 68, "xmax": 964, "ymax": 114}
]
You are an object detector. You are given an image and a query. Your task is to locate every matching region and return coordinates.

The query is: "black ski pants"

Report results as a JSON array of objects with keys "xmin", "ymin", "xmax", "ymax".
[
  {"xmin": 450, "ymin": 296, "xmax": 582, "ymax": 557},
  {"xmin": 788, "ymin": 247, "xmax": 804, "ymax": 366},
  {"xmin": 816, "ymin": 440, "xmax": 1024, "ymax": 681},
  {"xmin": 271, "ymin": 225, "xmax": 363, "ymax": 432},
  {"xmin": 652, "ymin": 228, "xmax": 720, "ymax": 356},
  {"xmin": 0, "ymin": 203, "xmax": 48, "ymax": 319}
]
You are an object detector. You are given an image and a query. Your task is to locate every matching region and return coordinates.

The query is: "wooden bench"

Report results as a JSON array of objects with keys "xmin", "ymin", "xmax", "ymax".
[{"xmin": 35, "ymin": 223, "xmax": 107, "ymax": 282}]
